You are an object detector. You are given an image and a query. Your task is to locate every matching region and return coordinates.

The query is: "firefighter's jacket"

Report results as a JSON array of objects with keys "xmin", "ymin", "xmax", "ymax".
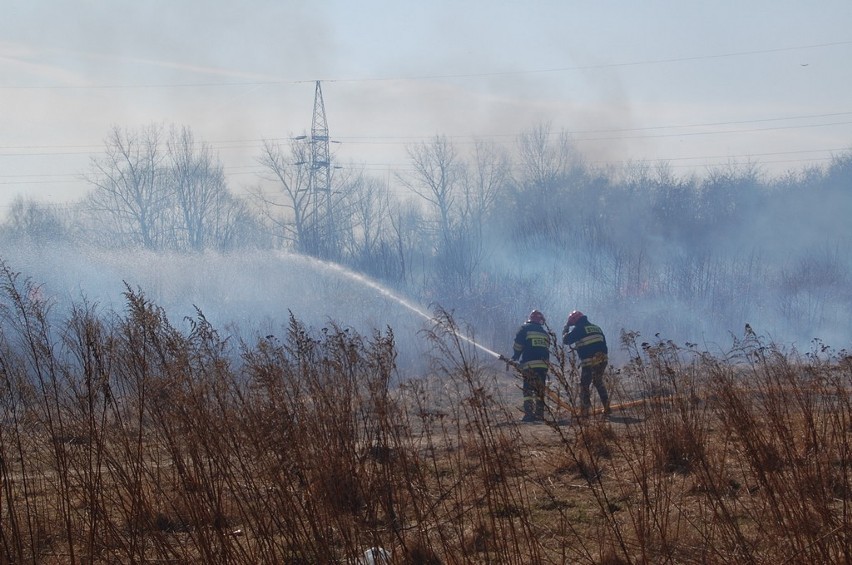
[
  {"xmin": 512, "ymin": 322, "xmax": 550, "ymax": 371},
  {"xmin": 562, "ymin": 316, "xmax": 608, "ymax": 367}
]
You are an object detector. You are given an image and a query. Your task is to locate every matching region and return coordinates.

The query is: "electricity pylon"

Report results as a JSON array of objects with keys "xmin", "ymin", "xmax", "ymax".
[{"xmin": 309, "ymin": 80, "xmax": 334, "ymax": 258}]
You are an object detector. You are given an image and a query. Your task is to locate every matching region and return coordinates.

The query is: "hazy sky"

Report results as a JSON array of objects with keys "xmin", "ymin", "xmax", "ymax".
[{"xmin": 2, "ymin": 0, "xmax": 852, "ymax": 212}]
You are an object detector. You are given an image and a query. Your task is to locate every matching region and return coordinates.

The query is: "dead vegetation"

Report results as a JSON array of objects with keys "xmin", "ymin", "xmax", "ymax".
[{"xmin": 1, "ymin": 262, "xmax": 851, "ymax": 563}]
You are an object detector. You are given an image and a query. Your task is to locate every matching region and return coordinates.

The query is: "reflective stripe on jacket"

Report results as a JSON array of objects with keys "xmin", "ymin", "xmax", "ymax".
[
  {"xmin": 512, "ymin": 322, "xmax": 550, "ymax": 370},
  {"xmin": 580, "ymin": 351, "xmax": 608, "ymax": 368},
  {"xmin": 562, "ymin": 317, "xmax": 608, "ymax": 364}
]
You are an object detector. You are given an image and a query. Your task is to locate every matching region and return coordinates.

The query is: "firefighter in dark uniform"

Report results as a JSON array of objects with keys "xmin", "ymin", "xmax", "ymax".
[
  {"xmin": 563, "ymin": 310, "xmax": 610, "ymax": 417},
  {"xmin": 512, "ymin": 309, "xmax": 550, "ymax": 422}
]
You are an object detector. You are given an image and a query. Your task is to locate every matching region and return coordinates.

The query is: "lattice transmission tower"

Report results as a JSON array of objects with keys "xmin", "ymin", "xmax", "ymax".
[{"xmin": 308, "ymin": 80, "xmax": 334, "ymax": 258}]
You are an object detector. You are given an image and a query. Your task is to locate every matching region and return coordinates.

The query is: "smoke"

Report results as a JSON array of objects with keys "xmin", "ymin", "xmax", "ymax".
[{"xmin": 1, "ymin": 244, "xmax": 449, "ymax": 376}]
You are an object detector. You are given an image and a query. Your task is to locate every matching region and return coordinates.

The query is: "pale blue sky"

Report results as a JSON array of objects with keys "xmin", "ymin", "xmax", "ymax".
[{"xmin": 2, "ymin": 0, "xmax": 851, "ymax": 210}]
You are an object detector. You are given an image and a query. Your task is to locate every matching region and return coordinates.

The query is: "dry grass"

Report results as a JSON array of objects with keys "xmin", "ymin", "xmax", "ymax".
[{"xmin": 2, "ymin": 262, "xmax": 852, "ymax": 563}]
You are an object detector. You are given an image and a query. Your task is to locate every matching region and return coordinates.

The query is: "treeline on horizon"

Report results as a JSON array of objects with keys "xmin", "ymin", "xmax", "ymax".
[{"xmin": 2, "ymin": 122, "xmax": 851, "ymax": 352}]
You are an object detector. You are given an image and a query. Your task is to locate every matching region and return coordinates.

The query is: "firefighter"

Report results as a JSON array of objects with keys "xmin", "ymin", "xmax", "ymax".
[
  {"xmin": 512, "ymin": 309, "xmax": 550, "ymax": 422},
  {"xmin": 563, "ymin": 310, "xmax": 610, "ymax": 417}
]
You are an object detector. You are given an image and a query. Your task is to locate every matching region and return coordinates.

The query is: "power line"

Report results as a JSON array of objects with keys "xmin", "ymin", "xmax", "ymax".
[
  {"xmin": 1, "ymin": 147, "xmax": 847, "ymax": 187},
  {"xmin": 3, "ymin": 40, "xmax": 850, "ymax": 90},
  {"xmin": 1, "ymin": 112, "xmax": 849, "ymax": 193},
  {"xmin": 0, "ymin": 80, "xmax": 309, "ymax": 91},
  {"xmin": 2, "ymin": 110, "xmax": 852, "ymax": 155},
  {"xmin": 225, "ymin": 110, "xmax": 852, "ymax": 145},
  {"xmin": 572, "ymin": 120, "xmax": 852, "ymax": 142},
  {"xmin": 329, "ymin": 40, "xmax": 852, "ymax": 83}
]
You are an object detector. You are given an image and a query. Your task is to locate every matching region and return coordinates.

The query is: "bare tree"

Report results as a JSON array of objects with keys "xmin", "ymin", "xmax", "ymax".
[
  {"xmin": 697, "ymin": 160, "xmax": 762, "ymax": 236},
  {"xmin": 400, "ymin": 135, "xmax": 461, "ymax": 247},
  {"xmin": 253, "ymin": 138, "xmax": 313, "ymax": 251},
  {"xmin": 515, "ymin": 121, "xmax": 576, "ymax": 193},
  {"xmin": 400, "ymin": 136, "xmax": 508, "ymax": 296},
  {"xmin": 341, "ymin": 173, "xmax": 390, "ymax": 262},
  {"xmin": 464, "ymin": 139, "xmax": 508, "ymax": 230},
  {"xmin": 165, "ymin": 126, "xmax": 229, "ymax": 252},
  {"xmin": 210, "ymin": 193, "xmax": 270, "ymax": 250},
  {"xmin": 0, "ymin": 196, "xmax": 68, "ymax": 245},
  {"xmin": 387, "ymin": 199, "xmax": 423, "ymax": 288},
  {"xmin": 84, "ymin": 124, "xmax": 170, "ymax": 250},
  {"xmin": 319, "ymin": 165, "xmax": 356, "ymax": 262},
  {"xmin": 447, "ymin": 140, "xmax": 510, "ymax": 292},
  {"xmin": 505, "ymin": 122, "xmax": 582, "ymax": 245}
]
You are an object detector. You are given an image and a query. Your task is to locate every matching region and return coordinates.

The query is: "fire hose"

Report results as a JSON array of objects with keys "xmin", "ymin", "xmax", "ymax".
[{"xmin": 496, "ymin": 354, "xmax": 664, "ymax": 417}]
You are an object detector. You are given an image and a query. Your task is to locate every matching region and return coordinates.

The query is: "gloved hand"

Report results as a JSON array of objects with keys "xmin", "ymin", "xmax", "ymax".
[{"xmin": 497, "ymin": 354, "xmax": 519, "ymax": 371}]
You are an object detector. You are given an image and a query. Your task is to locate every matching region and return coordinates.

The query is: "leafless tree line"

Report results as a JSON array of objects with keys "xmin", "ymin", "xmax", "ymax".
[
  {"xmin": 82, "ymin": 124, "xmax": 262, "ymax": 252},
  {"xmin": 2, "ymin": 121, "xmax": 851, "ymax": 344}
]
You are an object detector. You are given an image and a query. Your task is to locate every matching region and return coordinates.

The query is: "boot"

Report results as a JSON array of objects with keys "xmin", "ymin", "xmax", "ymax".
[
  {"xmin": 535, "ymin": 400, "xmax": 545, "ymax": 421},
  {"xmin": 521, "ymin": 399, "xmax": 536, "ymax": 422}
]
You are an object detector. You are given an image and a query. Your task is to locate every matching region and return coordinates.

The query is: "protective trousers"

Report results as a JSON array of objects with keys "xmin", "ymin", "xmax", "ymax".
[
  {"xmin": 579, "ymin": 360, "xmax": 609, "ymax": 415},
  {"xmin": 523, "ymin": 368, "xmax": 547, "ymax": 420}
]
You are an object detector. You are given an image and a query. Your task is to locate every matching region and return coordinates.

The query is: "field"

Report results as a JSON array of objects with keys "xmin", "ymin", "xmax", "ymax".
[{"xmin": 2, "ymin": 272, "xmax": 852, "ymax": 564}]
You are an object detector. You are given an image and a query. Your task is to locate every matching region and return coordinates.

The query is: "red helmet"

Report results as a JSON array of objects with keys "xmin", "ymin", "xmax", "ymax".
[
  {"xmin": 527, "ymin": 309, "xmax": 545, "ymax": 324},
  {"xmin": 567, "ymin": 310, "xmax": 584, "ymax": 326}
]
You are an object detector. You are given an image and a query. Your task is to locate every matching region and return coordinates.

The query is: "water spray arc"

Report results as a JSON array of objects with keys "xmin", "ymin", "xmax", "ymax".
[
  {"xmin": 311, "ymin": 256, "xmax": 503, "ymax": 359},
  {"xmin": 295, "ymin": 255, "xmax": 610, "ymax": 418},
  {"xmin": 289, "ymin": 254, "xmax": 634, "ymax": 420}
]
